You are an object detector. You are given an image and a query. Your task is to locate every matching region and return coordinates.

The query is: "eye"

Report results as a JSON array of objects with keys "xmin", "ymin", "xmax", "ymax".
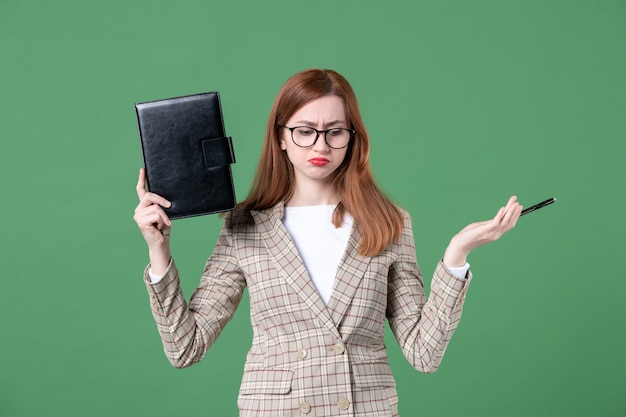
[
  {"xmin": 295, "ymin": 127, "xmax": 315, "ymax": 136},
  {"xmin": 328, "ymin": 129, "xmax": 343, "ymax": 136}
]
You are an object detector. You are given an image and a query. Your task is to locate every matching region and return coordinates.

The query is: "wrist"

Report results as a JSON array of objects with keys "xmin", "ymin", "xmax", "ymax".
[
  {"xmin": 148, "ymin": 245, "xmax": 171, "ymax": 275},
  {"xmin": 443, "ymin": 237, "xmax": 470, "ymax": 268}
]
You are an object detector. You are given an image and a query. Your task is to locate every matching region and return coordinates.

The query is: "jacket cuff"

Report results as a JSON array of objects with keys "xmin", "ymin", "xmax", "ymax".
[
  {"xmin": 143, "ymin": 258, "xmax": 179, "ymax": 301},
  {"xmin": 430, "ymin": 259, "xmax": 472, "ymax": 313}
]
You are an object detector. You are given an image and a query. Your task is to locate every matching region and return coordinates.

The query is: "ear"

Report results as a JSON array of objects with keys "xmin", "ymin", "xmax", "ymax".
[{"xmin": 279, "ymin": 139, "xmax": 287, "ymax": 150}]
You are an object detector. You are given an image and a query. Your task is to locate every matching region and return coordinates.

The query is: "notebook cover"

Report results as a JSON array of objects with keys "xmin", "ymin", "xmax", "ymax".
[{"xmin": 135, "ymin": 91, "xmax": 236, "ymax": 219}]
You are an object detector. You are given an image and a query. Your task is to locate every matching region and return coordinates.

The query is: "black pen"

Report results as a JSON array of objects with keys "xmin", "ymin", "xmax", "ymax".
[{"xmin": 521, "ymin": 197, "xmax": 556, "ymax": 216}]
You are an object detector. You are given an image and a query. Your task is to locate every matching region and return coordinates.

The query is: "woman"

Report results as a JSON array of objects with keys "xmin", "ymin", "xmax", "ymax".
[{"xmin": 134, "ymin": 68, "xmax": 522, "ymax": 416}]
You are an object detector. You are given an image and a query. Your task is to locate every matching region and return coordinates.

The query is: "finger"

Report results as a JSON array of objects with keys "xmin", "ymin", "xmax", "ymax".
[
  {"xmin": 495, "ymin": 204, "xmax": 522, "ymax": 235},
  {"xmin": 135, "ymin": 211, "xmax": 165, "ymax": 231},
  {"xmin": 135, "ymin": 170, "xmax": 172, "ymax": 207},
  {"xmin": 153, "ymin": 205, "xmax": 172, "ymax": 228},
  {"xmin": 493, "ymin": 206, "xmax": 507, "ymax": 223},
  {"xmin": 496, "ymin": 196, "xmax": 518, "ymax": 223},
  {"xmin": 135, "ymin": 205, "xmax": 167, "ymax": 225},
  {"xmin": 137, "ymin": 192, "xmax": 172, "ymax": 212},
  {"xmin": 153, "ymin": 211, "xmax": 172, "ymax": 229},
  {"xmin": 136, "ymin": 168, "xmax": 148, "ymax": 199},
  {"xmin": 144, "ymin": 192, "xmax": 171, "ymax": 208},
  {"xmin": 501, "ymin": 195, "xmax": 517, "ymax": 214},
  {"xmin": 499, "ymin": 206, "xmax": 516, "ymax": 228},
  {"xmin": 136, "ymin": 203, "xmax": 172, "ymax": 228},
  {"xmin": 507, "ymin": 204, "xmax": 523, "ymax": 227}
]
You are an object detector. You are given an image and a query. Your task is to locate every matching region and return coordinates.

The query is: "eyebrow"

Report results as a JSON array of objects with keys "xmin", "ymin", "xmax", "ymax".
[{"xmin": 294, "ymin": 120, "xmax": 346, "ymax": 128}]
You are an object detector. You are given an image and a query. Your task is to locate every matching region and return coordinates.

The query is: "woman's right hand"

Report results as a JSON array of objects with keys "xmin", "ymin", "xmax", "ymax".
[{"xmin": 133, "ymin": 168, "xmax": 172, "ymax": 256}]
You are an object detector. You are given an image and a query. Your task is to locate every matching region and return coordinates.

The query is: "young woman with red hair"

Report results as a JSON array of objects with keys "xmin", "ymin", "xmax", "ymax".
[{"xmin": 134, "ymin": 68, "xmax": 522, "ymax": 416}]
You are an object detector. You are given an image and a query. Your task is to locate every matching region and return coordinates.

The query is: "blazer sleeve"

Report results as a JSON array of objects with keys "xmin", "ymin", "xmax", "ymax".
[
  {"xmin": 386, "ymin": 210, "xmax": 472, "ymax": 374},
  {"xmin": 143, "ymin": 213, "xmax": 246, "ymax": 368}
]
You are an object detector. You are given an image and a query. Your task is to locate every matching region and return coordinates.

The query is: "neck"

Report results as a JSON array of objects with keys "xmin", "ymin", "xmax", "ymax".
[{"xmin": 287, "ymin": 178, "xmax": 339, "ymax": 207}]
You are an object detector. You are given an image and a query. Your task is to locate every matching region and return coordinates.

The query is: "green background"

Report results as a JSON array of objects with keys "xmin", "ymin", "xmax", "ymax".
[{"xmin": 1, "ymin": 0, "xmax": 624, "ymax": 416}]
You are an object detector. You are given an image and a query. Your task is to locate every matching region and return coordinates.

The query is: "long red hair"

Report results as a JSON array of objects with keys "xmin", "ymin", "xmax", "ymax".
[{"xmin": 239, "ymin": 69, "xmax": 403, "ymax": 256}]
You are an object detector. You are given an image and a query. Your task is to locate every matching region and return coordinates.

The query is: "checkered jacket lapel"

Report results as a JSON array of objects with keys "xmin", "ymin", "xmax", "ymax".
[
  {"xmin": 327, "ymin": 224, "xmax": 372, "ymax": 327},
  {"xmin": 251, "ymin": 202, "xmax": 341, "ymax": 339}
]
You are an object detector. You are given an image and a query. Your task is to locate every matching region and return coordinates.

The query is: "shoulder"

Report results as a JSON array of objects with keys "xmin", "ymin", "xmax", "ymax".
[
  {"xmin": 223, "ymin": 207, "xmax": 255, "ymax": 229},
  {"xmin": 396, "ymin": 206, "xmax": 410, "ymax": 218},
  {"xmin": 394, "ymin": 206, "xmax": 412, "ymax": 225},
  {"xmin": 223, "ymin": 204, "xmax": 282, "ymax": 232},
  {"xmin": 394, "ymin": 206, "xmax": 416, "ymax": 244}
]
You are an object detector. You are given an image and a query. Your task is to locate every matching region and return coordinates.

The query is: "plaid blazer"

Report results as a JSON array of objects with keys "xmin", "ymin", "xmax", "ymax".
[{"xmin": 144, "ymin": 202, "xmax": 471, "ymax": 416}]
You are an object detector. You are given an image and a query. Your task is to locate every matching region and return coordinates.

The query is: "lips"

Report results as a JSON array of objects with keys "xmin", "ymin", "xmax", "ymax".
[{"xmin": 309, "ymin": 158, "xmax": 329, "ymax": 166}]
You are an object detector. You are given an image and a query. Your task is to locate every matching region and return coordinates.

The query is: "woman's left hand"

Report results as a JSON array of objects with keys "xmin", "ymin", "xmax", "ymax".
[{"xmin": 443, "ymin": 196, "xmax": 523, "ymax": 267}]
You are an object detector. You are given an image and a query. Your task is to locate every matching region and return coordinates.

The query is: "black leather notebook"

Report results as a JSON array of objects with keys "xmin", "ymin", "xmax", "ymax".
[{"xmin": 135, "ymin": 92, "xmax": 236, "ymax": 219}]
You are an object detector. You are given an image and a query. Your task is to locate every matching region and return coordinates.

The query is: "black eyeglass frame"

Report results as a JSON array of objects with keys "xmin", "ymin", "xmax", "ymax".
[{"xmin": 279, "ymin": 125, "xmax": 356, "ymax": 149}]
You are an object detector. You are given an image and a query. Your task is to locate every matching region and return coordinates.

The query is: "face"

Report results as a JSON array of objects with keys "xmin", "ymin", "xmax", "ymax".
[{"xmin": 279, "ymin": 95, "xmax": 350, "ymax": 186}]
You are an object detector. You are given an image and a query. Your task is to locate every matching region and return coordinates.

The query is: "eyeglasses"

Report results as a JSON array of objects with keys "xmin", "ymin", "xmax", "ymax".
[{"xmin": 280, "ymin": 125, "xmax": 355, "ymax": 149}]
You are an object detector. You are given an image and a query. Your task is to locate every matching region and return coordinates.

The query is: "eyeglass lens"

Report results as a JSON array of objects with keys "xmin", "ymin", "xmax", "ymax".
[{"xmin": 291, "ymin": 127, "xmax": 351, "ymax": 149}]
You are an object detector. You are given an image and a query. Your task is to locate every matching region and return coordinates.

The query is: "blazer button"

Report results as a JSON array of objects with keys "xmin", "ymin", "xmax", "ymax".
[
  {"xmin": 297, "ymin": 349, "xmax": 307, "ymax": 360},
  {"xmin": 300, "ymin": 401, "xmax": 311, "ymax": 414},
  {"xmin": 338, "ymin": 397, "xmax": 350, "ymax": 410},
  {"xmin": 333, "ymin": 343, "xmax": 345, "ymax": 354}
]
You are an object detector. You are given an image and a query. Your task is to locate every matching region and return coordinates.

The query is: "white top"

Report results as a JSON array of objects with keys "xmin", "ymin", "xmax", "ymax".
[{"xmin": 283, "ymin": 205, "xmax": 352, "ymax": 305}]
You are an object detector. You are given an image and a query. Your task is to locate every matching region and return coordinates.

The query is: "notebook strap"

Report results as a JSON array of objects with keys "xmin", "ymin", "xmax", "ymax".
[{"xmin": 201, "ymin": 137, "xmax": 236, "ymax": 168}]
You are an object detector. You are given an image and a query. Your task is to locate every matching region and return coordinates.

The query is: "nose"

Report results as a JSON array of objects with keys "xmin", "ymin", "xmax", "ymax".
[{"xmin": 312, "ymin": 131, "xmax": 330, "ymax": 152}]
